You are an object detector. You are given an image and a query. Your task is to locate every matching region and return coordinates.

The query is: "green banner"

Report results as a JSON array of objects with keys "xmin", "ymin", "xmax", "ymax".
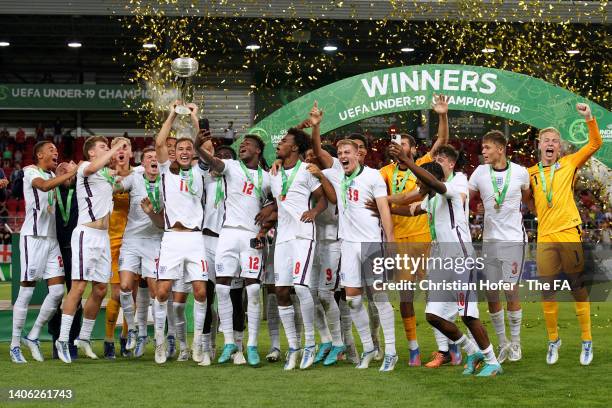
[
  {"xmin": 241, "ymin": 64, "xmax": 612, "ymax": 168},
  {"xmin": 0, "ymin": 84, "xmax": 147, "ymax": 110}
]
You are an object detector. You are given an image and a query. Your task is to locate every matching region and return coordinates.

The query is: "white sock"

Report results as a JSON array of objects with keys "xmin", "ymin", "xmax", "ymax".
[
  {"xmin": 59, "ymin": 314, "xmax": 74, "ymax": 342},
  {"xmin": 482, "ymin": 344, "xmax": 499, "ymax": 365},
  {"xmin": 373, "ymin": 293, "xmax": 396, "ymax": 355},
  {"xmin": 173, "ymin": 301, "xmax": 187, "ymax": 349},
  {"xmin": 216, "ymin": 284, "xmax": 235, "ymax": 345},
  {"xmin": 433, "ymin": 328, "xmax": 449, "ymax": 352},
  {"xmin": 166, "ymin": 297, "xmax": 175, "ymax": 337},
  {"xmin": 202, "ymin": 333, "xmax": 211, "ymax": 353},
  {"xmin": 28, "ymin": 284, "xmax": 63, "ymax": 340},
  {"xmin": 120, "ymin": 290, "xmax": 135, "ymax": 331},
  {"xmin": 367, "ymin": 299, "xmax": 381, "ymax": 346},
  {"xmin": 456, "ymin": 334, "xmax": 479, "ymax": 356},
  {"xmin": 193, "ymin": 300, "xmax": 207, "ymax": 336},
  {"xmin": 79, "ymin": 318, "xmax": 96, "ymax": 341},
  {"xmin": 346, "ymin": 295, "xmax": 374, "ymax": 352},
  {"xmin": 294, "ymin": 285, "xmax": 315, "ymax": 347},
  {"xmin": 11, "ymin": 286, "xmax": 34, "ymax": 347},
  {"xmin": 507, "ymin": 309, "xmax": 522, "ymax": 344},
  {"xmin": 319, "ymin": 290, "xmax": 343, "ymax": 346},
  {"xmin": 339, "ymin": 298, "xmax": 354, "ymax": 345},
  {"xmin": 290, "ymin": 294, "xmax": 303, "ymax": 348},
  {"xmin": 135, "ymin": 288, "xmax": 150, "ymax": 337},
  {"xmin": 153, "ymin": 299, "xmax": 167, "ymax": 345},
  {"xmin": 246, "ymin": 284, "xmax": 261, "ymax": 347},
  {"xmin": 278, "ymin": 305, "xmax": 298, "ymax": 350},
  {"xmin": 266, "ymin": 292, "xmax": 280, "ymax": 350},
  {"xmin": 409, "ymin": 340, "xmax": 419, "ymax": 351},
  {"xmin": 489, "ymin": 309, "xmax": 508, "ymax": 345},
  {"xmin": 234, "ymin": 331, "xmax": 244, "ymax": 352},
  {"xmin": 312, "ymin": 289, "xmax": 332, "ymax": 344}
]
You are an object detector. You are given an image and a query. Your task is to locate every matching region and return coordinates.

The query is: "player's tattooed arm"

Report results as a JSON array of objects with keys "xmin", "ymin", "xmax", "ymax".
[
  {"xmin": 389, "ymin": 142, "xmax": 446, "ymax": 195},
  {"xmin": 301, "ymin": 186, "xmax": 327, "ymax": 223},
  {"xmin": 430, "ymin": 94, "xmax": 449, "ymax": 155},
  {"xmin": 195, "ymin": 133, "xmax": 225, "ymax": 174},
  {"xmin": 31, "ymin": 161, "xmax": 78, "ymax": 192},
  {"xmin": 306, "ymin": 164, "xmax": 336, "ymax": 204},
  {"xmin": 84, "ymin": 140, "xmax": 127, "ymax": 177},
  {"xmin": 140, "ymin": 197, "xmax": 165, "ymax": 228},
  {"xmin": 305, "ymin": 101, "xmax": 334, "ymax": 169},
  {"xmin": 155, "ymin": 101, "xmax": 179, "ymax": 164}
]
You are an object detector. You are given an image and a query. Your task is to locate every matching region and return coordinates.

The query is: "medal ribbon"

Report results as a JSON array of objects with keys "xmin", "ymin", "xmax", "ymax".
[
  {"xmin": 100, "ymin": 167, "xmax": 117, "ymax": 187},
  {"xmin": 489, "ymin": 161, "xmax": 512, "ymax": 208},
  {"xmin": 144, "ymin": 175, "xmax": 161, "ymax": 213},
  {"xmin": 239, "ymin": 160, "xmax": 263, "ymax": 199},
  {"xmin": 214, "ymin": 176, "xmax": 224, "ymax": 207},
  {"xmin": 538, "ymin": 162, "xmax": 555, "ymax": 208},
  {"xmin": 37, "ymin": 168, "xmax": 55, "ymax": 206},
  {"xmin": 392, "ymin": 164, "xmax": 412, "ymax": 195},
  {"xmin": 427, "ymin": 172, "xmax": 454, "ymax": 242},
  {"xmin": 56, "ymin": 187, "xmax": 74, "ymax": 226},
  {"xmin": 280, "ymin": 160, "xmax": 301, "ymax": 200},
  {"xmin": 341, "ymin": 165, "xmax": 361, "ymax": 207}
]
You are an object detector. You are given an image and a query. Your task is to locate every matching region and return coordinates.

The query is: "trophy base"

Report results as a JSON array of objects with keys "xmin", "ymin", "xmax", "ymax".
[{"xmin": 174, "ymin": 105, "xmax": 192, "ymax": 115}]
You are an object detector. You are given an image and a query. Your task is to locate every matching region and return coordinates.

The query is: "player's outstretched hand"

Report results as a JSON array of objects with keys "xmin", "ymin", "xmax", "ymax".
[
  {"xmin": 187, "ymin": 103, "xmax": 199, "ymax": 115},
  {"xmin": 306, "ymin": 163, "xmax": 323, "ymax": 180},
  {"xmin": 576, "ymin": 103, "xmax": 592, "ymax": 120},
  {"xmin": 140, "ymin": 197, "xmax": 154, "ymax": 214},
  {"xmin": 300, "ymin": 209, "xmax": 317, "ymax": 223},
  {"xmin": 309, "ymin": 101, "xmax": 323, "ymax": 127},
  {"xmin": 431, "ymin": 93, "xmax": 449, "ymax": 115},
  {"xmin": 0, "ymin": 179, "xmax": 8, "ymax": 189},
  {"xmin": 255, "ymin": 205, "xmax": 275, "ymax": 226},
  {"xmin": 388, "ymin": 142, "xmax": 412, "ymax": 164},
  {"xmin": 365, "ymin": 199, "xmax": 381, "ymax": 217},
  {"xmin": 269, "ymin": 159, "xmax": 282, "ymax": 176}
]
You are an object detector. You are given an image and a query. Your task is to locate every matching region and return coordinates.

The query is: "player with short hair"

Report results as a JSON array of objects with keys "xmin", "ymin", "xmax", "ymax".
[
  {"xmin": 526, "ymin": 103, "xmax": 601, "ymax": 366},
  {"xmin": 153, "ymin": 102, "xmax": 208, "ymax": 365},
  {"xmin": 197, "ymin": 132, "xmax": 271, "ymax": 367},
  {"xmin": 320, "ymin": 138, "xmax": 398, "ymax": 371},
  {"xmin": 55, "ymin": 136, "xmax": 129, "ymax": 363},
  {"xmin": 268, "ymin": 127, "xmax": 328, "ymax": 370},
  {"xmin": 378, "ymin": 94, "xmax": 450, "ymax": 367},
  {"xmin": 11, "ymin": 142, "xmax": 78, "ymax": 363},
  {"xmin": 115, "ymin": 146, "xmax": 165, "ymax": 357},
  {"xmin": 389, "ymin": 142, "xmax": 502, "ymax": 377},
  {"xmin": 468, "ymin": 129, "xmax": 530, "ymax": 363}
]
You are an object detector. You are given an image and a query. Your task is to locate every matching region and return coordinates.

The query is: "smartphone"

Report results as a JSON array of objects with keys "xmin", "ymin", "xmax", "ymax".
[
  {"xmin": 249, "ymin": 238, "xmax": 262, "ymax": 249},
  {"xmin": 199, "ymin": 118, "xmax": 210, "ymax": 131},
  {"xmin": 392, "ymin": 133, "xmax": 401, "ymax": 145}
]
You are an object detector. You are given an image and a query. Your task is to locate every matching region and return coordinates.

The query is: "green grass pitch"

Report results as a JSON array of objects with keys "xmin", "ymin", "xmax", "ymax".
[{"xmin": 1, "ymin": 301, "xmax": 610, "ymax": 408}]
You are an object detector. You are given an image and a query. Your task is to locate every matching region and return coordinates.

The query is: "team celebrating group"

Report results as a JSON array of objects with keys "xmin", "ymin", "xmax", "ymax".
[{"xmin": 10, "ymin": 94, "xmax": 602, "ymax": 376}]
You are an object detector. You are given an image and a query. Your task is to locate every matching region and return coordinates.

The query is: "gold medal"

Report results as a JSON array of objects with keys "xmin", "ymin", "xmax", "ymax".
[
  {"xmin": 547, "ymin": 201, "xmax": 553, "ymax": 208},
  {"xmin": 280, "ymin": 195, "xmax": 286, "ymax": 201},
  {"xmin": 494, "ymin": 203, "xmax": 500, "ymax": 210},
  {"xmin": 47, "ymin": 205, "xmax": 54, "ymax": 213}
]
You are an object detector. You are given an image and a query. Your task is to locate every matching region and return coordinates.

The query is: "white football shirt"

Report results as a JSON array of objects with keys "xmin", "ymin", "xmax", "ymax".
[
  {"xmin": 76, "ymin": 162, "xmax": 114, "ymax": 226},
  {"xmin": 220, "ymin": 159, "xmax": 271, "ymax": 234},
  {"xmin": 21, "ymin": 167, "xmax": 57, "ymax": 237},
  {"xmin": 120, "ymin": 173, "xmax": 164, "ymax": 239},
  {"xmin": 468, "ymin": 162, "xmax": 529, "ymax": 242},
  {"xmin": 159, "ymin": 160, "xmax": 205, "ymax": 231},
  {"xmin": 317, "ymin": 168, "xmax": 340, "ymax": 241},
  {"xmin": 325, "ymin": 166, "xmax": 387, "ymax": 243},
  {"xmin": 421, "ymin": 172, "xmax": 471, "ymax": 245},
  {"xmin": 270, "ymin": 162, "xmax": 321, "ymax": 243},
  {"xmin": 202, "ymin": 170, "xmax": 224, "ymax": 234}
]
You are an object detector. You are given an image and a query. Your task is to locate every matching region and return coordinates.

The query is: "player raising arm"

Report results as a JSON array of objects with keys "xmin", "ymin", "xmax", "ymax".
[{"xmin": 525, "ymin": 103, "xmax": 602, "ymax": 366}]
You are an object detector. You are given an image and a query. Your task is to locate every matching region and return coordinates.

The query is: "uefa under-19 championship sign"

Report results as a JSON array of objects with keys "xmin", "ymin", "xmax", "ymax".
[{"xmin": 240, "ymin": 64, "xmax": 611, "ymax": 168}]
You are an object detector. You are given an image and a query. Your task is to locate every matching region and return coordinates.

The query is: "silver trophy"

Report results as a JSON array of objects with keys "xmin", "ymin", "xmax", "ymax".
[{"xmin": 171, "ymin": 57, "xmax": 199, "ymax": 115}]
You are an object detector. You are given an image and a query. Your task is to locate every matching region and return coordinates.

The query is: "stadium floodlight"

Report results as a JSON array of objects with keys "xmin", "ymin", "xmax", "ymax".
[
  {"xmin": 323, "ymin": 45, "xmax": 338, "ymax": 52},
  {"xmin": 0, "ymin": 41, "xmax": 9, "ymax": 47},
  {"xmin": 68, "ymin": 41, "xmax": 82, "ymax": 48},
  {"xmin": 246, "ymin": 44, "xmax": 261, "ymax": 51},
  {"xmin": 566, "ymin": 49, "xmax": 580, "ymax": 55},
  {"xmin": 143, "ymin": 43, "xmax": 157, "ymax": 49},
  {"xmin": 400, "ymin": 47, "xmax": 415, "ymax": 52},
  {"xmin": 481, "ymin": 48, "xmax": 495, "ymax": 53}
]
